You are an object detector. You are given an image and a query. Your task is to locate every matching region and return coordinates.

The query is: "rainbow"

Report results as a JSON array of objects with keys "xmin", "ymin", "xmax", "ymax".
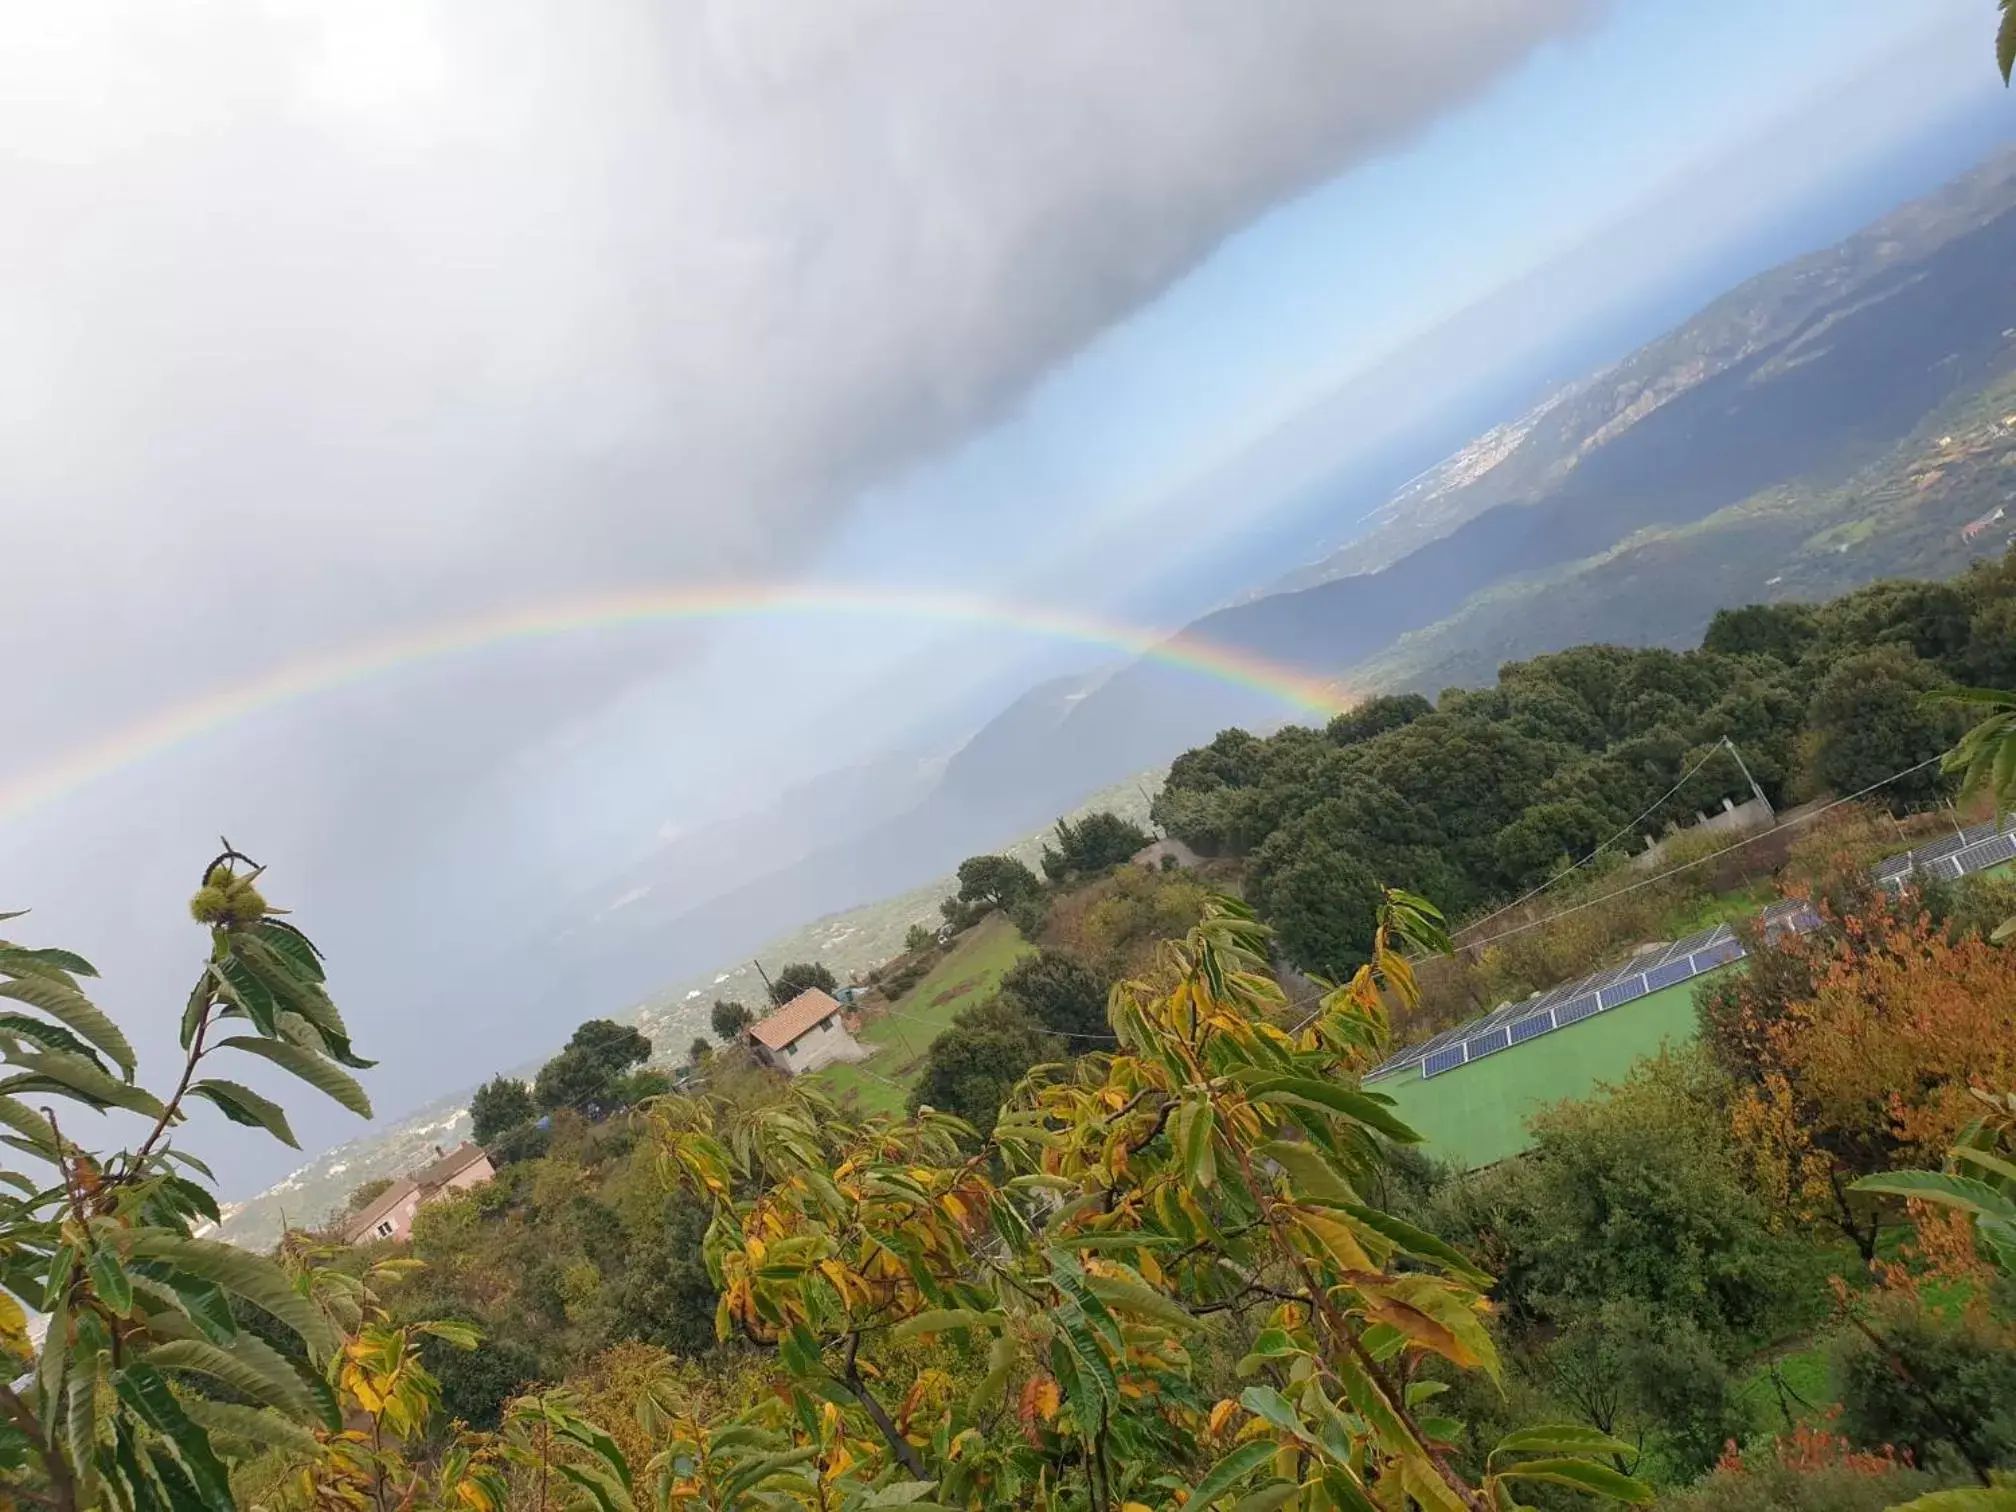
[{"xmin": 0, "ymin": 583, "xmax": 1349, "ymax": 827}]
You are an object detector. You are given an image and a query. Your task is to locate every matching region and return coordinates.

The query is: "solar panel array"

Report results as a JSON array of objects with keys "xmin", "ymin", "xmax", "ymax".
[
  {"xmin": 1364, "ymin": 817, "xmax": 2016, "ymax": 1085},
  {"xmin": 1875, "ymin": 815, "xmax": 2016, "ymax": 888}
]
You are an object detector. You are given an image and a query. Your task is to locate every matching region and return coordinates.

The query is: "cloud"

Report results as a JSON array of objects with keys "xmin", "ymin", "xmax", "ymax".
[
  {"xmin": 0, "ymin": 0, "xmax": 1595, "ymax": 763},
  {"xmin": 0, "ymin": 0, "xmax": 1599, "ymax": 1189}
]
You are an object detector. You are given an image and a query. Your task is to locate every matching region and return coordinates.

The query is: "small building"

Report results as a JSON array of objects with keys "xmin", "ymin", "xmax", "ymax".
[
  {"xmin": 749, "ymin": 988, "xmax": 869, "ymax": 1076},
  {"xmin": 342, "ymin": 1141, "xmax": 496, "ymax": 1246}
]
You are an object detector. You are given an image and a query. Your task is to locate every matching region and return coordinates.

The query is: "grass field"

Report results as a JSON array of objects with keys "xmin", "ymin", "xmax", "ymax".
[{"xmin": 817, "ymin": 914, "xmax": 1035, "ymax": 1116}]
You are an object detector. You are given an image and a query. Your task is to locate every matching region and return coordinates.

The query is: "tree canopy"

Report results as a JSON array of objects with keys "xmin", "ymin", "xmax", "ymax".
[
  {"xmin": 534, "ymin": 1018, "xmax": 654, "ymax": 1118},
  {"xmin": 953, "ymin": 853, "xmax": 1040, "ymax": 912},
  {"xmin": 767, "ymin": 961, "xmax": 838, "ymax": 1007},
  {"xmin": 996, "ymin": 947, "xmax": 1113, "ymax": 1045},
  {"xmin": 470, "ymin": 1073, "xmax": 537, "ymax": 1146},
  {"xmin": 1151, "ymin": 557, "xmax": 2016, "ymax": 975},
  {"xmin": 1039, "ymin": 810, "xmax": 1150, "ymax": 882},
  {"xmin": 709, "ymin": 997, "xmax": 754, "ymax": 1041}
]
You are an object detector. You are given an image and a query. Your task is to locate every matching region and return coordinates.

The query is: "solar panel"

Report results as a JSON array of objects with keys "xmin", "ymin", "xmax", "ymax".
[
  {"xmin": 1642, "ymin": 957, "xmax": 1695, "ymax": 993},
  {"xmin": 1422, "ymin": 1046, "xmax": 1467, "ymax": 1078},
  {"xmin": 1907, "ymin": 833, "xmax": 1969, "ymax": 868},
  {"xmin": 1668, "ymin": 926, "xmax": 1724, "ymax": 958},
  {"xmin": 1693, "ymin": 939, "xmax": 1746, "ymax": 971},
  {"xmin": 1599, "ymin": 975, "xmax": 1649, "ymax": 1010},
  {"xmin": 1471, "ymin": 1002, "xmax": 1523, "ymax": 1032},
  {"xmin": 1465, "ymin": 1027, "xmax": 1511, "ymax": 1059},
  {"xmin": 1526, "ymin": 982, "xmax": 1576, "ymax": 1013},
  {"xmin": 1553, "ymin": 994, "xmax": 1600, "ymax": 1026},
  {"xmin": 1581, "ymin": 961, "xmax": 1639, "ymax": 994},
  {"xmin": 1510, "ymin": 1013, "xmax": 1554, "ymax": 1045},
  {"xmin": 1955, "ymin": 833, "xmax": 2016, "ymax": 876}
]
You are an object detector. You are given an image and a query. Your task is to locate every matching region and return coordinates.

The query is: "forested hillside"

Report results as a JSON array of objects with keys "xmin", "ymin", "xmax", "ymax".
[{"xmin": 1154, "ymin": 551, "xmax": 2016, "ymax": 981}]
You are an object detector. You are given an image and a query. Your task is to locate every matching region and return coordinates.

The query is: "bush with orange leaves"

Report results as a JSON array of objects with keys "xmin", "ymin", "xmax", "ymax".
[
  {"xmin": 1702, "ymin": 884, "xmax": 2016, "ymax": 1264},
  {"xmin": 1659, "ymin": 1415, "xmax": 1936, "ymax": 1512}
]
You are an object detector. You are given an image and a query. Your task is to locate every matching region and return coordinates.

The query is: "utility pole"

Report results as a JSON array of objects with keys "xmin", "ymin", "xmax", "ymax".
[
  {"xmin": 1722, "ymin": 737, "xmax": 1772, "ymax": 814},
  {"xmin": 751, "ymin": 958, "xmax": 776, "ymax": 1005}
]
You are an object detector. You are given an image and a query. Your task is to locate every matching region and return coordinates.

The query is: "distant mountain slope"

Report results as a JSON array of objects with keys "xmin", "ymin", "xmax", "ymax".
[
  {"xmin": 1275, "ymin": 146, "xmax": 2016, "ymax": 595},
  {"xmin": 1351, "ymin": 371, "xmax": 2016, "ymax": 694}
]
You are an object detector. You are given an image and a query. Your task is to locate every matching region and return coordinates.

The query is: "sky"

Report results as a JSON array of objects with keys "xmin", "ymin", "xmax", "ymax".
[{"xmin": 0, "ymin": 0, "xmax": 2003, "ymax": 1194}]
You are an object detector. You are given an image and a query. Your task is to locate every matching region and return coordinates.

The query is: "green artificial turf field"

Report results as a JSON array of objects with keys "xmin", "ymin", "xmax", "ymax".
[{"xmin": 1375, "ymin": 967, "xmax": 1733, "ymax": 1170}]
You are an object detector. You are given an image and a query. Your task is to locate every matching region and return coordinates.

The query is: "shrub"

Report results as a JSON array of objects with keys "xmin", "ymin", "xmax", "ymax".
[{"xmin": 1830, "ymin": 1298, "xmax": 2016, "ymax": 1478}]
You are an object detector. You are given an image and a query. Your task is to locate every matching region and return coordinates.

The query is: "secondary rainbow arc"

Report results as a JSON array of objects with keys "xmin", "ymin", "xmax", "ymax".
[{"xmin": 0, "ymin": 583, "xmax": 1350, "ymax": 828}]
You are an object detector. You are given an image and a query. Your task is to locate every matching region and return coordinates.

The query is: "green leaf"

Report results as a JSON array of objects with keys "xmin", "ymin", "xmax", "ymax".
[
  {"xmin": 415, "ymin": 1318, "xmax": 482, "ymax": 1350},
  {"xmin": 0, "ymin": 1096, "xmax": 56, "ymax": 1158},
  {"xmin": 1491, "ymin": 1424, "xmax": 1640, "ymax": 1463},
  {"xmin": 66, "ymin": 1344, "xmax": 103, "ymax": 1509},
  {"xmin": 212, "ymin": 1036, "xmax": 371, "ymax": 1119},
  {"xmin": 860, "ymin": 1484, "xmax": 946, "ymax": 1508},
  {"xmin": 230, "ymin": 935, "xmax": 372, "ymax": 1068},
  {"xmin": 144, "ymin": 1337, "xmax": 314, "ymax": 1419},
  {"xmin": 1318, "ymin": 1467, "xmax": 1382, "ymax": 1512},
  {"xmin": 187, "ymin": 1080, "xmax": 298, "ymax": 1148},
  {"xmin": 179, "ymin": 1398, "xmax": 317, "ymax": 1456},
  {"xmin": 966, "ymin": 1334, "xmax": 1015, "ymax": 1420},
  {"xmin": 554, "ymin": 1462, "xmax": 630, "ymax": 1512},
  {"xmin": 1339, "ymin": 1203, "xmax": 1493, "ymax": 1286},
  {"xmin": 1186, "ymin": 1440, "xmax": 1279, "ymax": 1507},
  {"xmin": 113, "ymin": 1362, "xmax": 236, "ymax": 1512},
  {"xmin": 1333, "ymin": 1345, "xmax": 1416, "ymax": 1456},
  {"xmin": 123, "ymin": 1232, "xmax": 334, "ymax": 1359},
  {"xmin": 1231, "ymin": 1485, "xmax": 1301, "ymax": 1512},
  {"xmin": 1248, "ymin": 1077, "xmax": 1421, "ymax": 1144},
  {"xmin": 0, "ymin": 1015, "xmax": 105, "ymax": 1069},
  {"xmin": 207, "ymin": 958, "xmax": 279, "ymax": 1036},
  {"xmin": 2001, "ymin": 1, "xmax": 2016, "ymax": 85},
  {"xmin": 1497, "ymin": 1458, "xmax": 1654, "ymax": 1505},
  {"xmin": 0, "ymin": 1050, "xmax": 164, "ymax": 1118},
  {"xmin": 1850, "ymin": 1170, "xmax": 2016, "ymax": 1222},
  {"xmin": 1060, "ymin": 1316, "xmax": 1117, "ymax": 1410},
  {"xmin": 554, "ymin": 1414, "xmax": 634, "ymax": 1493},
  {"xmin": 0, "ymin": 976, "xmax": 134, "ymax": 1076},
  {"xmin": 1255, "ymin": 1139, "xmax": 1359, "ymax": 1206},
  {"xmin": 1174, "ymin": 1095, "xmax": 1217, "ymax": 1188},
  {"xmin": 1238, "ymin": 1385, "xmax": 1314, "ymax": 1446},
  {"xmin": 1082, "ymin": 1274, "xmax": 1200, "ymax": 1333},
  {"xmin": 0, "ymin": 944, "xmax": 97, "ymax": 978},
  {"xmin": 87, "ymin": 1246, "xmax": 134, "ymax": 1316},
  {"xmin": 245, "ymin": 918, "xmax": 324, "ymax": 979},
  {"xmin": 1951, "ymin": 1146, "xmax": 2016, "ymax": 1187},
  {"xmin": 890, "ymin": 1308, "xmax": 1001, "ymax": 1340},
  {"xmin": 1051, "ymin": 1232, "xmax": 1182, "ymax": 1253}
]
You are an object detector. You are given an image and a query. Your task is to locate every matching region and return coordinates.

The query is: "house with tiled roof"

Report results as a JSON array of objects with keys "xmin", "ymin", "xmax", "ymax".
[
  {"xmin": 342, "ymin": 1141, "xmax": 496, "ymax": 1246},
  {"xmin": 748, "ymin": 987, "xmax": 868, "ymax": 1076}
]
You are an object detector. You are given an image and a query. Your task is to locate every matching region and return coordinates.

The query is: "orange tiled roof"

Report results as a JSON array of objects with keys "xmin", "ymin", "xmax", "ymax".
[{"xmin": 750, "ymin": 988, "xmax": 844, "ymax": 1051}]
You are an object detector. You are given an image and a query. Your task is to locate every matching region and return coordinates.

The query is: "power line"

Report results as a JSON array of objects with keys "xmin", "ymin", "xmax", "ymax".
[{"xmin": 1451, "ymin": 752, "xmax": 1948, "ymax": 955}]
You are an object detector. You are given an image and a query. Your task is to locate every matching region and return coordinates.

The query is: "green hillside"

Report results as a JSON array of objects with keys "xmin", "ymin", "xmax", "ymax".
[{"xmin": 816, "ymin": 913, "xmax": 1035, "ymax": 1115}]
